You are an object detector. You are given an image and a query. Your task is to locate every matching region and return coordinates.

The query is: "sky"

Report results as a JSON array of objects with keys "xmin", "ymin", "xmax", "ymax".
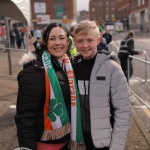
[{"xmin": 77, "ymin": 0, "xmax": 90, "ymax": 11}]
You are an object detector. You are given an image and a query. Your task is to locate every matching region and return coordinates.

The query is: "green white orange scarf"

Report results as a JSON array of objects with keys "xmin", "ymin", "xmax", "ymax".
[{"xmin": 41, "ymin": 51, "xmax": 85, "ymax": 149}]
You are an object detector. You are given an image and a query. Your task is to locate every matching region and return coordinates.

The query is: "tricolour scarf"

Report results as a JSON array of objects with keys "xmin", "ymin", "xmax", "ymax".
[{"xmin": 41, "ymin": 51, "xmax": 85, "ymax": 149}]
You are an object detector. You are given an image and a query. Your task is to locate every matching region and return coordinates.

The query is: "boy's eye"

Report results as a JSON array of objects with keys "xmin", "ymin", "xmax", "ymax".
[{"xmin": 88, "ymin": 39, "xmax": 93, "ymax": 42}]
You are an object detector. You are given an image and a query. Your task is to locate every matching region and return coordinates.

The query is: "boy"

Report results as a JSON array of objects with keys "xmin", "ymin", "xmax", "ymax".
[{"xmin": 73, "ymin": 20, "xmax": 131, "ymax": 150}]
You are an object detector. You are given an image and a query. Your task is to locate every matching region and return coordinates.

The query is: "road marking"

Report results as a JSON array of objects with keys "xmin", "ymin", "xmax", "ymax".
[
  {"xmin": 143, "ymin": 109, "xmax": 150, "ymax": 118},
  {"xmin": 136, "ymin": 39, "xmax": 150, "ymax": 42},
  {"xmin": 134, "ymin": 105, "xmax": 147, "ymax": 109},
  {"xmin": 130, "ymin": 78, "xmax": 150, "ymax": 84},
  {"xmin": 9, "ymin": 105, "xmax": 16, "ymax": 109}
]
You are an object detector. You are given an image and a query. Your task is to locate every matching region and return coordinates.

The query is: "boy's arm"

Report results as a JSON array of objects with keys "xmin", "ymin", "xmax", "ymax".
[{"xmin": 109, "ymin": 62, "xmax": 131, "ymax": 150}]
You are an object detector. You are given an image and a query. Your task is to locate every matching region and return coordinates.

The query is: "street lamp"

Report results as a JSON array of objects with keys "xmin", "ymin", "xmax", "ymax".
[{"xmin": 148, "ymin": 0, "xmax": 150, "ymax": 32}]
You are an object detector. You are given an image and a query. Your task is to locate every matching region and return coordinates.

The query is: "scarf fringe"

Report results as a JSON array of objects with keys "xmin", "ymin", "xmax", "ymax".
[
  {"xmin": 41, "ymin": 123, "xmax": 70, "ymax": 141},
  {"xmin": 68, "ymin": 140, "xmax": 86, "ymax": 150}
]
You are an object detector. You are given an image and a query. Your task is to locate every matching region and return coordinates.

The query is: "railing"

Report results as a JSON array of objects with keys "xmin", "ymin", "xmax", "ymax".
[
  {"xmin": 128, "ymin": 52, "xmax": 150, "ymax": 110},
  {"xmin": 0, "ymin": 47, "xmax": 27, "ymax": 76}
]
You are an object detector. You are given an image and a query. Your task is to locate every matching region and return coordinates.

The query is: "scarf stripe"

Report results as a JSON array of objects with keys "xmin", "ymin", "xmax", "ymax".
[{"xmin": 44, "ymin": 71, "xmax": 52, "ymax": 130}]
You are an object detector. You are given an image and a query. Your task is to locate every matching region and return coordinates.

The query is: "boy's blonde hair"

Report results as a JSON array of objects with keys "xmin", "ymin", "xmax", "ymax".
[{"xmin": 74, "ymin": 20, "xmax": 99, "ymax": 37}]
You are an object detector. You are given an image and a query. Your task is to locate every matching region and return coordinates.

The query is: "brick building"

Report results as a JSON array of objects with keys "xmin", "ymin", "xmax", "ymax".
[
  {"xmin": 129, "ymin": 0, "xmax": 149, "ymax": 31},
  {"xmin": 31, "ymin": 0, "xmax": 75, "ymax": 27},
  {"xmin": 116, "ymin": 0, "xmax": 149, "ymax": 31},
  {"xmin": 89, "ymin": 0, "xmax": 117, "ymax": 26},
  {"xmin": 116, "ymin": 0, "xmax": 130, "ymax": 29},
  {"xmin": 88, "ymin": 0, "xmax": 150, "ymax": 31}
]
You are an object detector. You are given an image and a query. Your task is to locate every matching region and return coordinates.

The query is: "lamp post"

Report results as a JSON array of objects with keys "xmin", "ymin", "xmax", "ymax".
[{"xmin": 148, "ymin": 0, "xmax": 150, "ymax": 32}]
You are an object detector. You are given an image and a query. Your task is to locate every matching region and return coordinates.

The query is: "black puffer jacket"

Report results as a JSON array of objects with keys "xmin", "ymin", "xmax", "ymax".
[{"xmin": 15, "ymin": 52, "xmax": 71, "ymax": 150}]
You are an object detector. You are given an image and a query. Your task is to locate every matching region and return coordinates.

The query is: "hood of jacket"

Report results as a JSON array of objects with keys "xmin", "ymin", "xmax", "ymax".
[
  {"xmin": 96, "ymin": 51, "xmax": 119, "ymax": 65},
  {"xmin": 19, "ymin": 52, "xmax": 37, "ymax": 66}
]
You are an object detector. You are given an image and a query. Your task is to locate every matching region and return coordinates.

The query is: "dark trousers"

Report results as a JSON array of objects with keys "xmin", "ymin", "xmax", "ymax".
[
  {"xmin": 17, "ymin": 40, "xmax": 22, "ymax": 49},
  {"xmin": 10, "ymin": 38, "xmax": 15, "ymax": 48},
  {"xmin": 118, "ymin": 53, "xmax": 133, "ymax": 81}
]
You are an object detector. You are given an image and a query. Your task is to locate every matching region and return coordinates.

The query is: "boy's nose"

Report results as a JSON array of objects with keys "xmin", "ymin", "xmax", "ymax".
[{"xmin": 83, "ymin": 41, "xmax": 88, "ymax": 47}]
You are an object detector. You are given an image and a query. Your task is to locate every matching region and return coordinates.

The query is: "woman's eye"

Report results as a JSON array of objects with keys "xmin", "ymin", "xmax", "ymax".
[
  {"xmin": 60, "ymin": 37, "xmax": 65, "ymax": 40},
  {"xmin": 49, "ymin": 38, "xmax": 55, "ymax": 41}
]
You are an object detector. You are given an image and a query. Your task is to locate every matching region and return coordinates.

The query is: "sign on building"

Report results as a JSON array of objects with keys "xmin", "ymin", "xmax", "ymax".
[{"xmin": 36, "ymin": 15, "xmax": 50, "ymax": 24}]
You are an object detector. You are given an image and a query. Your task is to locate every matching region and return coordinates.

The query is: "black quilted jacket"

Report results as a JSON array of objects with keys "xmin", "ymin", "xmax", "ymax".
[{"xmin": 15, "ymin": 55, "xmax": 71, "ymax": 150}]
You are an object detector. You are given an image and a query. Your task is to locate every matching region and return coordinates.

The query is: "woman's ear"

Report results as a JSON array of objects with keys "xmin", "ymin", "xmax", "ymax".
[{"xmin": 68, "ymin": 38, "xmax": 70, "ymax": 44}]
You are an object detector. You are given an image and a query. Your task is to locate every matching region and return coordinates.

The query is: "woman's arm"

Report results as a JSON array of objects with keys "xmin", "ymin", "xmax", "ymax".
[{"xmin": 15, "ymin": 65, "xmax": 45, "ymax": 150}]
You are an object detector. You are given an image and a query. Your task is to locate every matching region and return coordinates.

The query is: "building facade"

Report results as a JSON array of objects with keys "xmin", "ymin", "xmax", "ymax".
[
  {"xmin": 129, "ymin": 0, "xmax": 149, "ymax": 32},
  {"xmin": 88, "ymin": 0, "xmax": 150, "ymax": 32},
  {"xmin": 31, "ymin": 0, "xmax": 75, "ymax": 27},
  {"xmin": 116, "ymin": 0, "xmax": 130, "ymax": 29}
]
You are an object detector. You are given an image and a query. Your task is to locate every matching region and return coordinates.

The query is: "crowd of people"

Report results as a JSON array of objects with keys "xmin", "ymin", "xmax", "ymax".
[{"xmin": 15, "ymin": 20, "xmax": 144, "ymax": 150}]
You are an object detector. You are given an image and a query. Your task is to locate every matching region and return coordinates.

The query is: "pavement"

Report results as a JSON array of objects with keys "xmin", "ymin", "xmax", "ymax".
[{"xmin": 0, "ymin": 76, "xmax": 150, "ymax": 150}]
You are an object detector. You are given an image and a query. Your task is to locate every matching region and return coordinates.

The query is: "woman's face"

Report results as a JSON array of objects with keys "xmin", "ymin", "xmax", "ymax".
[{"xmin": 47, "ymin": 27, "xmax": 69, "ymax": 61}]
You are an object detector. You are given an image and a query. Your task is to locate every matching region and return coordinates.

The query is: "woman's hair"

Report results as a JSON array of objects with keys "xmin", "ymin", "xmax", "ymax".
[
  {"xmin": 74, "ymin": 20, "xmax": 99, "ymax": 37},
  {"xmin": 43, "ymin": 23, "xmax": 69, "ymax": 45}
]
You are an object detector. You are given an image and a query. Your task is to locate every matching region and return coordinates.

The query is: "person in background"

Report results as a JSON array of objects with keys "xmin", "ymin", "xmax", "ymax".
[
  {"xmin": 97, "ymin": 37, "xmax": 109, "ymax": 52},
  {"xmin": 10, "ymin": 28, "xmax": 16, "ymax": 48},
  {"xmin": 33, "ymin": 36, "xmax": 43, "ymax": 50},
  {"xmin": 34, "ymin": 27, "xmax": 42, "ymax": 39},
  {"xmin": 118, "ymin": 31, "xmax": 143, "ymax": 80},
  {"xmin": 67, "ymin": 26, "xmax": 78, "ymax": 59},
  {"xmin": 15, "ymin": 23, "xmax": 84, "ymax": 150},
  {"xmin": 15, "ymin": 27, "xmax": 24, "ymax": 49},
  {"xmin": 21, "ymin": 27, "xmax": 26, "ymax": 49},
  {"xmin": 73, "ymin": 20, "xmax": 131, "ymax": 150},
  {"xmin": 98, "ymin": 23, "xmax": 103, "ymax": 33},
  {"xmin": 103, "ymin": 29, "xmax": 112, "ymax": 45}
]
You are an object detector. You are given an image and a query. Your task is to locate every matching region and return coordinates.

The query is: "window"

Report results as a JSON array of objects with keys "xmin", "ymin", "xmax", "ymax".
[
  {"xmin": 112, "ymin": 14, "xmax": 115, "ymax": 18},
  {"xmin": 138, "ymin": 0, "xmax": 141, "ymax": 6},
  {"xmin": 99, "ymin": 1, "xmax": 102, "ymax": 6},
  {"xmin": 106, "ymin": 1, "xmax": 109, "ymax": 5},
  {"xmin": 106, "ymin": 7, "xmax": 109, "ymax": 13},
  {"xmin": 105, "ymin": 14, "xmax": 109, "ymax": 19},
  {"xmin": 142, "ymin": 0, "xmax": 145, "ymax": 5}
]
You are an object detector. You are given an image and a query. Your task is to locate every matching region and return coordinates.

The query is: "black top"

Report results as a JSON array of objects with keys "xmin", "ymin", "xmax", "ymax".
[{"xmin": 73, "ymin": 55, "xmax": 99, "ymax": 150}]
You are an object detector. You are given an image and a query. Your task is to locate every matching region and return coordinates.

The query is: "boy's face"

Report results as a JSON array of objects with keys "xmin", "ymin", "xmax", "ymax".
[{"xmin": 74, "ymin": 30, "xmax": 101, "ymax": 59}]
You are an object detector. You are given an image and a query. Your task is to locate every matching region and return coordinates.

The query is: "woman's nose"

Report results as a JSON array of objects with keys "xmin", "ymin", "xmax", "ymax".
[{"xmin": 55, "ymin": 38, "xmax": 61, "ymax": 44}]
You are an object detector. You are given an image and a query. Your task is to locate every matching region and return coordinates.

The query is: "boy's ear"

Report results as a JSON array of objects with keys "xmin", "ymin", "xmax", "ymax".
[{"xmin": 97, "ymin": 36, "xmax": 102, "ymax": 44}]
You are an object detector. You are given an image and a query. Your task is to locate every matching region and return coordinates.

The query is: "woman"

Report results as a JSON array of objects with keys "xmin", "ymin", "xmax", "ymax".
[{"xmin": 15, "ymin": 23, "xmax": 84, "ymax": 150}]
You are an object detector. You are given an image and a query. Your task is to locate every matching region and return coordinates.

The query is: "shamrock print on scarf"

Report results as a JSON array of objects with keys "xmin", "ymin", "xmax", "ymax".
[{"xmin": 48, "ymin": 98, "xmax": 63, "ymax": 122}]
